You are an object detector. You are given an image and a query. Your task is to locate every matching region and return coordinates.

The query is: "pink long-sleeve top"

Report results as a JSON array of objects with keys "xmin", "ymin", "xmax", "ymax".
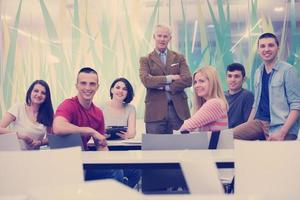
[{"xmin": 179, "ymin": 98, "xmax": 228, "ymax": 132}]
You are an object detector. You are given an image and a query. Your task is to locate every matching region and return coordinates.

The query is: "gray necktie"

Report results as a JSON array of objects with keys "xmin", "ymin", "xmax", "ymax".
[{"xmin": 159, "ymin": 52, "xmax": 166, "ymax": 65}]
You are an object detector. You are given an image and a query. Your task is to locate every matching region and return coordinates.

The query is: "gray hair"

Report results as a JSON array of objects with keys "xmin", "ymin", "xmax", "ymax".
[{"xmin": 154, "ymin": 24, "xmax": 172, "ymax": 36}]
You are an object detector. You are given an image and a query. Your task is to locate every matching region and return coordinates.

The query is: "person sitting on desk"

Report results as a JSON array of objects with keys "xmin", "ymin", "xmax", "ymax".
[
  {"xmin": 233, "ymin": 33, "xmax": 300, "ymax": 141},
  {"xmin": 0, "ymin": 80, "xmax": 53, "ymax": 150},
  {"xmin": 102, "ymin": 77, "xmax": 140, "ymax": 188},
  {"xmin": 179, "ymin": 66, "xmax": 228, "ymax": 132},
  {"xmin": 102, "ymin": 77, "xmax": 136, "ymax": 139}
]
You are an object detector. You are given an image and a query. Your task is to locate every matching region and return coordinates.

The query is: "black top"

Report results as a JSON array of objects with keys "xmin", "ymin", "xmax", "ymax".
[
  {"xmin": 255, "ymin": 68, "xmax": 271, "ymax": 121},
  {"xmin": 225, "ymin": 88, "xmax": 254, "ymax": 128}
]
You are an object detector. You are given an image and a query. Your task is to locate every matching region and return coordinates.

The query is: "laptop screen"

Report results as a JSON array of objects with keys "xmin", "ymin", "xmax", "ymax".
[{"xmin": 48, "ymin": 134, "xmax": 84, "ymax": 150}]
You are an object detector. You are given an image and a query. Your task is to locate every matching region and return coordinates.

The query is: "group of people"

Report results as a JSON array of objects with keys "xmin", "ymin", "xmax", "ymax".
[
  {"xmin": 1, "ymin": 24, "xmax": 300, "ymax": 148},
  {"xmin": 0, "ymin": 24, "xmax": 300, "ymax": 185},
  {"xmin": 0, "ymin": 69, "xmax": 135, "ymax": 151},
  {"xmin": 139, "ymin": 25, "xmax": 229, "ymax": 135},
  {"xmin": 140, "ymin": 24, "xmax": 300, "ymax": 141}
]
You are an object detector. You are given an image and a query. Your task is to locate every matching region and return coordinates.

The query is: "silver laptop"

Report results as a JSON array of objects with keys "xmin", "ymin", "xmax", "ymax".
[
  {"xmin": 48, "ymin": 134, "xmax": 84, "ymax": 150},
  {"xmin": 142, "ymin": 132, "xmax": 210, "ymax": 150},
  {"xmin": 0, "ymin": 133, "xmax": 22, "ymax": 151}
]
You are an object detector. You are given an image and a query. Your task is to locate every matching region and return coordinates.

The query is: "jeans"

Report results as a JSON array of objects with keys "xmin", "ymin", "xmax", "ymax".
[{"xmin": 233, "ymin": 119, "xmax": 297, "ymax": 140}]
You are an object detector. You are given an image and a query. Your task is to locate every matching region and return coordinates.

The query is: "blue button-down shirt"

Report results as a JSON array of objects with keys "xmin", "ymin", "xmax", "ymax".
[
  {"xmin": 253, "ymin": 59, "xmax": 300, "ymax": 135},
  {"xmin": 155, "ymin": 49, "xmax": 172, "ymax": 101}
]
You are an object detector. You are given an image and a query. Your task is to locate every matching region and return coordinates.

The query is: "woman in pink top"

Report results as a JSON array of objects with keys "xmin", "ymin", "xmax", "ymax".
[{"xmin": 179, "ymin": 66, "xmax": 228, "ymax": 132}]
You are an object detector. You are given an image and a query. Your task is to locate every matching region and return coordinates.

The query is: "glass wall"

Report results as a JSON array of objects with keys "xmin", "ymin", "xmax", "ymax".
[{"xmin": 1, "ymin": 0, "xmax": 299, "ymax": 118}]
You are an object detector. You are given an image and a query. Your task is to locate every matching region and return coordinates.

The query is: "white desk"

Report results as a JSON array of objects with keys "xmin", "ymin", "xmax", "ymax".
[
  {"xmin": 82, "ymin": 149, "xmax": 234, "ymax": 194},
  {"xmin": 0, "ymin": 194, "xmax": 265, "ymax": 200},
  {"xmin": 4, "ymin": 181, "xmax": 264, "ymax": 200},
  {"xmin": 141, "ymin": 194, "xmax": 264, "ymax": 200},
  {"xmin": 0, "ymin": 195, "xmax": 29, "ymax": 200},
  {"xmin": 83, "ymin": 149, "xmax": 233, "ymax": 195},
  {"xmin": 82, "ymin": 149, "xmax": 234, "ymax": 169},
  {"xmin": 27, "ymin": 180, "xmax": 141, "ymax": 200}
]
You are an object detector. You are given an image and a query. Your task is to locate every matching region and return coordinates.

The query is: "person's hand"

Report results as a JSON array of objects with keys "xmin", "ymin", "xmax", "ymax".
[
  {"xmin": 104, "ymin": 133, "xmax": 111, "ymax": 139},
  {"xmin": 18, "ymin": 133, "xmax": 42, "ymax": 149},
  {"xmin": 28, "ymin": 139, "xmax": 42, "ymax": 149},
  {"xmin": 116, "ymin": 131, "xmax": 130, "ymax": 140},
  {"xmin": 21, "ymin": 135, "xmax": 34, "ymax": 145},
  {"xmin": 267, "ymin": 132, "xmax": 285, "ymax": 141},
  {"xmin": 171, "ymin": 75, "xmax": 180, "ymax": 81},
  {"xmin": 17, "ymin": 132, "xmax": 35, "ymax": 145},
  {"xmin": 92, "ymin": 132, "xmax": 107, "ymax": 147}
]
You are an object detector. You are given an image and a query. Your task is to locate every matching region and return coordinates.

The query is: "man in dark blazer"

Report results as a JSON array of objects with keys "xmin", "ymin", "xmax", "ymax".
[{"xmin": 139, "ymin": 24, "xmax": 192, "ymax": 134}]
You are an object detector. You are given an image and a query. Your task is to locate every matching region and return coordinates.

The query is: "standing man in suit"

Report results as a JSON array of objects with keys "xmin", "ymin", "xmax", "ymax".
[{"xmin": 139, "ymin": 24, "xmax": 192, "ymax": 134}]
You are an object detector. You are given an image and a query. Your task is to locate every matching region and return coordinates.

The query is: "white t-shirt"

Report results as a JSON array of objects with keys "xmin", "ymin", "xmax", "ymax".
[
  {"xmin": 8, "ymin": 103, "xmax": 47, "ymax": 150},
  {"xmin": 101, "ymin": 103, "xmax": 135, "ymax": 127}
]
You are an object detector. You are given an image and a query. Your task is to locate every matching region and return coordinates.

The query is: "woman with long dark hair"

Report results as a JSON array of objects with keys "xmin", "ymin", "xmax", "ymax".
[{"xmin": 0, "ymin": 80, "xmax": 54, "ymax": 150}]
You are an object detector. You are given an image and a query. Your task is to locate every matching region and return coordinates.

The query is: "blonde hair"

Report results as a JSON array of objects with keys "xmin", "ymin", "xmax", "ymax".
[{"xmin": 192, "ymin": 65, "xmax": 228, "ymax": 113}]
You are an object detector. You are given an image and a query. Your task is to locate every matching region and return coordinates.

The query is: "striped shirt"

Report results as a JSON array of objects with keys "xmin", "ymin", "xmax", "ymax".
[{"xmin": 179, "ymin": 98, "xmax": 228, "ymax": 132}]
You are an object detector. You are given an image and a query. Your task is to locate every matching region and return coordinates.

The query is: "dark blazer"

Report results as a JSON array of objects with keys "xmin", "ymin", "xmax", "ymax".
[{"xmin": 139, "ymin": 49, "xmax": 192, "ymax": 123}]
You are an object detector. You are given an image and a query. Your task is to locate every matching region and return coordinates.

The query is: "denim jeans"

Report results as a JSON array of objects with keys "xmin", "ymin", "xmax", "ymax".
[{"xmin": 233, "ymin": 119, "xmax": 297, "ymax": 140}]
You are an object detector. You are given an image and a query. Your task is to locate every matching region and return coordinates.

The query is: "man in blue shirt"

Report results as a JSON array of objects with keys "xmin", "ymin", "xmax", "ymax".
[{"xmin": 234, "ymin": 33, "xmax": 300, "ymax": 141}]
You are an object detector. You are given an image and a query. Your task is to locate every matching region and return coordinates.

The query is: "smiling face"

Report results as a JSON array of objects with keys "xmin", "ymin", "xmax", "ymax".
[
  {"xmin": 226, "ymin": 70, "xmax": 244, "ymax": 94},
  {"xmin": 76, "ymin": 72, "xmax": 99, "ymax": 103},
  {"xmin": 153, "ymin": 26, "xmax": 172, "ymax": 52},
  {"xmin": 111, "ymin": 81, "xmax": 128, "ymax": 102},
  {"xmin": 193, "ymin": 72, "xmax": 210, "ymax": 100},
  {"xmin": 258, "ymin": 37, "xmax": 279, "ymax": 64},
  {"xmin": 30, "ymin": 83, "xmax": 46, "ymax": 105}
]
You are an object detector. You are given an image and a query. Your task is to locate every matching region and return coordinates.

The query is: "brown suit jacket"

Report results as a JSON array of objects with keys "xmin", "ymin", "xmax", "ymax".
[{"xmin": 139, "ymin": 49, "xmax": 192, "ymax": 123}]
